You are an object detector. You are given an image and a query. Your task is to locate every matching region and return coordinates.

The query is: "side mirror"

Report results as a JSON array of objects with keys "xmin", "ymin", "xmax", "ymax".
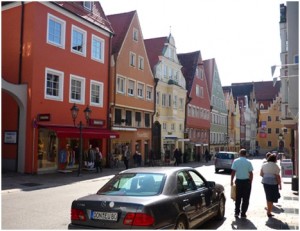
[{"xmin": 207, "ymin": 181, "xmax": 215, "ymax": 188}]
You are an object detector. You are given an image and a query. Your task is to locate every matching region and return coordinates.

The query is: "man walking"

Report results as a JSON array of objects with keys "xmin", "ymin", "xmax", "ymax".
[{"xmin": 231, "ymin": 149, "xmax": 253, "ymax": 218}]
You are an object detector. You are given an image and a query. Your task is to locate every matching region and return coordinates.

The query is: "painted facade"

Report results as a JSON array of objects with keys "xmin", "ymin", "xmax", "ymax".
[
  {"xmin": 107, "ymin": 11, "xmax": 155, "ymax": 167},
  {"xmin": 178, "ymin": 51, "xmax": 211, "ymax": 162},
  {"xmin": 145, "ymin": 34, "xmax": 187, "ymax": 163},
  {"xmin": 2, "ymin": 1, "xmax": 115, "ymax": 173},
  {"xmin": 203, "ymin": 59, "xmax": 227, "ymax": 154}
]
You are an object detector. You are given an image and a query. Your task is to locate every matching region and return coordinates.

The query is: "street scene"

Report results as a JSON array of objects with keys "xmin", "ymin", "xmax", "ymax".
[
  {"xmin": 1, "ymin": 0, "xmax": 299, "ymax": 230},
  {"xmin": 1, "ymin": 157, "xmax": 298, "ymax": 229}
]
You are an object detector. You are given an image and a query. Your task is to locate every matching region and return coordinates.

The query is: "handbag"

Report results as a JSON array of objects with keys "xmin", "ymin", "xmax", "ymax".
[{"xmin": 231, "ymin": 184, "xmax": 236, "ymax": 201}]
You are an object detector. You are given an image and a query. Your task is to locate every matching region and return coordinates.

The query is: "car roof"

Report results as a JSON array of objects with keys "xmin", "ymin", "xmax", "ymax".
[
  {"xmin": 119, "ymin": 166, "xmax": 194, "ymax": 175},
  {"xmin": 217, "ymin": 151, "xmax": 238, "ymax": 154}
]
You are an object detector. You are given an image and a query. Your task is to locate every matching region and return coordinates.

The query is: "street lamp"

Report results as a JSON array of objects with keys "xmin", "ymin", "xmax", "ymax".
[{"xmin": 70, "ymin": 103, "xmax": 92, "ymax": 176}]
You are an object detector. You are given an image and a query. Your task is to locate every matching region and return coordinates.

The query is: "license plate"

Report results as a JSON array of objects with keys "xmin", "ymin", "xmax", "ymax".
[{"xmin": 92, "ymin": 211, "xmax": 118, "ymax": 221}]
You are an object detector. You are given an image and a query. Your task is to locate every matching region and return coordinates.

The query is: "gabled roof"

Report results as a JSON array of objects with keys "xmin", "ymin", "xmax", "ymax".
[
  {"xmin": 254, "ymin": 81, "xmax": 280, "ymax": 108},
  {"xmin": 178, "ymin": 51, "xmax": 201, "ymax": 93},
  {"xmin": 144, "ymin": 37, "xmax": 168, "ymax": 72},
  {"xmin": 106, "ymin": 11, "xmax": 136, "ymax": 55},
  {"xmin": 54, "ymin": 1, "xmax": 113, "ymax": 34}
]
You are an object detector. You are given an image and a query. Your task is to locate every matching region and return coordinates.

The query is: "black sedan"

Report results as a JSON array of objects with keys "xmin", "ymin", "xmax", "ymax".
[{"xmin": 68, "ymin": 167, "xmax": 225, "ymax": 229}]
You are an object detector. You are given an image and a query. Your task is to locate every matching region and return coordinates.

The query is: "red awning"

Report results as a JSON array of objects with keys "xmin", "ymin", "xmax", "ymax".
[{"xmin": 38, "ymin": 124, "xmax": 119, "ymax": 139}]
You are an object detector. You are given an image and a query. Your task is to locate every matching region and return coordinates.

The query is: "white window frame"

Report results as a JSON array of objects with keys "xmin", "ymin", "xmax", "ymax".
[
  {"xmin": 130, "ymin": 52, "xmax": 136, "ymax": 67},
  {"xmin": 69, "ymin": 74, "xmax": 86, "ymax": 104},
  {"xmin": 117, "ymin": 76, "xmax": 126, "ymax": 94},
  {"xmin": 91, "ymin": 34, "xmax": 105, "ymax": 63},
  {"xmin": 133, "ymin": 28, "xmax": 139, "ymax": 42},
  {"xmin": 173, "ymin": 95, "xmax": 177, "ymax": 109},
  {"xmin": 146, "ymin": 85, "xmax": 153, "ymax": 101},
  {"xmin": 138, "ymin": 56, "xmax": 144, "ymax": 70},
  {"xmin": 71, "ymin": 25, "xmax": 87, "ymax": 56},
  {"xmin": 83, "ymin": 2, "xmax": 92, "ymax": 11},
  {"xmin": 162, "ymin": 94, "xmax": 167, "ymax": 107},
  {"xmin": 47, "ymin": 14, "xmax": 66, "ymax": 49},
  {"xmin": 127, "ymin": 79, "xmax": 135, "ymax": 96},
  {"xmin": 137, "ymin": 82, "xmax": 144, "ymax": 98},
  {"xmin": 45, "ymin": 68, "xmax": 64, "ymax": 101},
  {"xmin": 90, "ymin": 80, "xmax": 103, "ymax": 107},
  {"xmin": 156, "ymin": 92, "xmax": 160, "ymax": 105}
]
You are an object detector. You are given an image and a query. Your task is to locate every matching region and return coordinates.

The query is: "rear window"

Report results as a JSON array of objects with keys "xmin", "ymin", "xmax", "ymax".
[
  {"xmin": 97, "ymin": 173, "xmax": 164, "ymax": 196},
  {"xmin": 216, "ymin": 153, "xmax": 236, "ymax": 159}
]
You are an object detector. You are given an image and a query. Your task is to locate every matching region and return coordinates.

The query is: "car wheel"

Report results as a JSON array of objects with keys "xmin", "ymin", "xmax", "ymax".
[
  {"xmin": 216, "ymin": 195, "xmax": 225, "ymax": 220},
  {"xmin": 175, "ymin": 218, "xmax": 187, "ymax": 229}
]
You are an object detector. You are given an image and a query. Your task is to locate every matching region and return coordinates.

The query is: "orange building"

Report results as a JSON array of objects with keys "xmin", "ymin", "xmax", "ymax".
[
  {"xmin": 107, "ymin": 11, "xmax": 155, "ymax": 166},
  {"xmin": 2, "ymin": 2, "xmax": 116, "ymax": 173}
]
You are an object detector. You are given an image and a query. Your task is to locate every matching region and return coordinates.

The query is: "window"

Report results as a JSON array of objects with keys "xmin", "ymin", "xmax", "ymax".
[
  {"xmin": 91, "ymin": 35, "xmax": 104, "ymax": 63},
  {"xmin": 138, "ymin": 56, "xmax": 144, "ymax": 70},
  {"xmin": 276, "ymin": 128, "xmax": 280, "ymax": 134},
  {"xmin": 127, "ymin": 79, "xmax": 135, "ymax": 96},
  {"xmin": 130, "ymin": 52, "xmax": 136, "ymax": 67},
  {"xmin": 145, "ymin": 113, "xmax": 150, "ymax": 127},
  {"xmin": 90, "ymin": 80, "xmax": 103, "ymax": 107},
  {"xmin": 179, "ymin": 98, "xmax": 184, "ymax": 110},
  {"xmin": 146, "ymin": 86, "xmax": 153, "ymax": 100},
  {"xmin": 162, "ymin": 94, "xmax": 166, "ymax": 107},
  {"xmin": 276, "ymin": 116, "xmax": 280, "ymax": 121},
  {"xmin": 71, "ymin": 25, "xmax": 86, "ymax": 56},
  {"xmin": 133, "ymin": 28, "xmax": 139, "ymax": 41},
  {"xmin": 268, "ymin": 116, "xmax": 272, "ymax": 121},
  {"xmin": 268, "ymin": 128, "xmax": 272, "ymax": 134},
  {"xmin": 47, "ymin": 14, "xmax": 65, "ymax": 48},
  {"xmin": 135, "ymin": 112, "xmax": 141, "ymax": 127},
  {"xmin": 126, "ymin": 110, "xmax": 132, "ymax": 126},
  {"xmin": 115, "ymin": 108, "xmax": 122, "ymax": 125},
  {"xmin": 173, "ymin": 95, "xmax": 177, "ymax": 108},
  {"xmin": 45, "ymin": 68, "xmax": 64, "ymax": 101},
  {"xmin": 168, "ymin": 94, "xmax": 172, "ymax": 107},
  {"xmin": 268, "ymin": 141, "xmax": 272, "ymax": 147},
  {"xmin": 156, "ymin": 92, "xmax": 160, "ymax": 105},
  {"xmin": 137, "ymin": 83, "xmax": 144, "ymax": 98},
  {"xmin": 117, "ymin": 76, "xmax": 125, "ymax": 94},
  {"xmin": 70, "ymin": 75, "xmax": 85, "ymax": 104},
  {"xmin": 83, "ymin": 1, "xmax": 92, "ymax": 11},
  {"xmin": 171, "ymin": 123, "xmax": 175, "ymax": 131},
  {"xmin": 163, "ymin": 123, "xmax": 167, "ymax": 130}
]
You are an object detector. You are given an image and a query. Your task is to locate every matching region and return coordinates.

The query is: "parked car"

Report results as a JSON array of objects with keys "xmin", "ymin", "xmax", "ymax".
[
  {"xmin": 68, "ymin": 167, "xmax": 226, "ymax": 229},
  {"xmin": 214, "ymin": 151, "xmax": 239, "ymax": 173}
]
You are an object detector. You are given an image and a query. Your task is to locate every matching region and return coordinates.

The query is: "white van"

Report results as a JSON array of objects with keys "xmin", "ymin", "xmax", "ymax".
[{"xmin": 214, "ymin": 151, "xmax": 239, "ymax": 173}]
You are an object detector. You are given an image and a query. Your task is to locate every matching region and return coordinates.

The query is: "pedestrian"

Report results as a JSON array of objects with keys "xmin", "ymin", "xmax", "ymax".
[
  {"xmin": 230, "ymin": 148, "xmax": 253, "ymax": 218},
  {"xmin": 94, "ymin": 147, "xmax": 103, "ymax": 173},
  {"xmin": 173, "ymin": 148, "xmax": 180, "ymax": 166},
  {"xmin": 205, "ymin": 149, "xmax": 210, "ymax": 163},
  {"xmin": 260, "ymin": 154, "xmax": 282, "ymax": 217},
  {"xmin": 149, "ymin": 149, "xmax": 155, "ymax": 166},
  {"xmin": 123, "ymin": 145, "xmax": 130, "ymax": 169}
]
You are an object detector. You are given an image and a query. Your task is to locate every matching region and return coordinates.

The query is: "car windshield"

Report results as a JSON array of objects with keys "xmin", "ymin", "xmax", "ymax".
[{"xmin": 97, "ymin": 173, "xmax": 165, "ymax": 196}]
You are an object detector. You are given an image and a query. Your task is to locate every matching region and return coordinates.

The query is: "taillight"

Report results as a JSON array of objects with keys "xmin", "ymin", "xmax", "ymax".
[
  {"xmin": 123, "ymin": 213, "xmax": 155, "ymax": 226},
  {"xmin": 71, "ymin": 208, "xmax": 86, "ymax": 221}
]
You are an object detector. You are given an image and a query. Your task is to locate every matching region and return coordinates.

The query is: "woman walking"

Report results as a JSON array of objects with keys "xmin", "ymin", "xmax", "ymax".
[{"xmin": 260, "ymin": 154, "xmax": 282, "ymax": 217}]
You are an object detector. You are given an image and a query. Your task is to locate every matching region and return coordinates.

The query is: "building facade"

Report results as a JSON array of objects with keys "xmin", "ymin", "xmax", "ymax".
[
  {"xmin": 178, "ymin": 51, "xmax": 211, "ymax": 162},
  {"xmin": 145, "ymin": 34, "xmax": 187, "ymax": 163},
  {"xmin": 2, "ymin": 1, "xmax": 116, "ymax": 173},
  {"xmin": 107, "ymin": 11, "xmax": 155, "ymax": 166}
]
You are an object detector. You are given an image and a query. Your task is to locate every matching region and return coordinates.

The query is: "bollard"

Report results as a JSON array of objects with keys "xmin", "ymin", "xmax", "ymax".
[{"xmin": 292, "ymin": 175, "xmax": 299, "ymax": 191}]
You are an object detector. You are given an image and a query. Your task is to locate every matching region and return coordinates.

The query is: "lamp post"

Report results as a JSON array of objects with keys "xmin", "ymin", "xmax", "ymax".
[{"xmin": 70, "ymin": 103, "xmax": 92, "ymax": 176}]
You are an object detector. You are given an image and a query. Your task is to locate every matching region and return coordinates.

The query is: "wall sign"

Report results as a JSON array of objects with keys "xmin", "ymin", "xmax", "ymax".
[
  {"xmin": 38, "ymin": 113, "xmax": 51, "ymax": 121},
  {"xmin": 4, "ymin": 131, "xmax": 17, "ymax": 144}
]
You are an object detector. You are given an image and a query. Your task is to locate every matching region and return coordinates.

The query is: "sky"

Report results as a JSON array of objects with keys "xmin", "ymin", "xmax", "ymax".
[{"xmin": 100, "ymin": 0, "xmax": 285, "ymax": 86}]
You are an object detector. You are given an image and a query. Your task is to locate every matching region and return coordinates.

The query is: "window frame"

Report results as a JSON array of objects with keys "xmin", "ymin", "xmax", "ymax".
[
  {"xmin": 91, "ymin": 34, "xmax": 105, "ymax": 63},
  {"xmin": 69, "ymin": 74, "xmax": 86, "ymax": 105},
  {"xmin": 146, "ymin": 85, "xmax": 153, "ymax": 101},
  {"xmin": 45, "ymin": 68, "xmax": 64, "ymax": 101},
  {"xmin": 130, "ymin": 52, "xmax": 136, "ymax": 67},
  {"xmin": 133, "ymin": 28, "xmax": 139, "ymax": 42},
  {"xmin": 90, "ymin": 80, "xmax": 104, "ymax": 107},
  {"xmin": 138, "ymin": 56, "xmax": 144, "ymax": 70},
  {"xmin": 71, "ymin": 25, "xmax": 87, "ymax": 57},
  {"xmin": 47, "ymin": 14, "xmax": 66, "ymax": 49},
  {"xmin": 83, "ymin": 1, "xmax": 93, "ymax": 11},
  {"xmin": 137, "ymin": 82, "xmax": 145, "ymax": 99},
  {"xmin": 117, "ymin": 76, "xmax": 126, "ymax": 94},
  {"xmin": 127, "ymin": 79, "xmax": 135, "ymax": 96}
]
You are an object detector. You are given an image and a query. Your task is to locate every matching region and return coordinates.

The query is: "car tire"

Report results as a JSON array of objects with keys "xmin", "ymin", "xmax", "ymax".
[
  {"xmin": 216, "ymin": 195, "xmax": 225, "ymax": 220},
  {"xmin": 175, "ymin": 218, "xmax": 187, "ymax": 229}
]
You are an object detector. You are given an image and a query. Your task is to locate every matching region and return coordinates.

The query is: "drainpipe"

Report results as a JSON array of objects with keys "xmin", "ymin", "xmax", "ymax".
[
  {"xmin": 107, "ymin": 33, "xmax": 113, "ymax": 167},
  {"xmin": 17, "ymin": 2, "xmax": 25, "ymax": 172},
  {"xmin": 151, "ymin": 78, "xmax": 159, "ymax": 150}
]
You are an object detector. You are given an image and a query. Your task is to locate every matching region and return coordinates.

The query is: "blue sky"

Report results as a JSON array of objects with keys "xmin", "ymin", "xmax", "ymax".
[{"xmin": 101, "ymin": 0, "xmax": 285, "ymax": 86}]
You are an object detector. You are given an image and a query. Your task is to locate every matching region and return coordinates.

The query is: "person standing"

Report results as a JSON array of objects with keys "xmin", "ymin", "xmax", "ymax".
[
  {"xmin": 230, "ymin": 149, "xmax": 253, "ymax": 218},
  {"xmin": 205, "ymin": 149, "xmax": 210, "ymax": 163},
  {"xmin": 123, "ymin": 145, "xmax": 130, "ymax": 169},
  {"xmin": 173, "ymin": 148, "xmax": 180, "ymax": 166},
  {"xmin": 260, "ymin": 154, "xmax": 281, "ymax": 217},
  {"xmin": 94, "ymin": 147, "xmax": 103, "ymax": 173}
]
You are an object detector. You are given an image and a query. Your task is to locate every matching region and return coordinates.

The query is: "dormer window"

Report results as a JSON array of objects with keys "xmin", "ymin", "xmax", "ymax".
[{"xmin": 83, "ymin": 2, "xmax": 92, "ymax": 11}]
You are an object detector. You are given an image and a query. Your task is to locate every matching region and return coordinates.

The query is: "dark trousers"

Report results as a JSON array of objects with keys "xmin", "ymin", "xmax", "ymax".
[
  {"xmin": 124, "ymin": 158, "xmax": 129, "ymax": 169},
  {"xmin": 235, "ymin": 179, "xmax": 252, "ymax": 215}
]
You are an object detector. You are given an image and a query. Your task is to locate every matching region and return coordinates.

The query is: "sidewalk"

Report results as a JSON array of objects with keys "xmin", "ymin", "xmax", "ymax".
[{"xmin": 1, "ymin": 160, "xmax": 299, "ymax": 230}]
